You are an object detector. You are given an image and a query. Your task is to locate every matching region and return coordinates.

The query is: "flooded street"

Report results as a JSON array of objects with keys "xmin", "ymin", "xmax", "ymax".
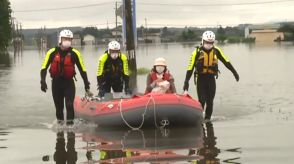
[{"xmin": 1, "ymin": 42, "xmax": 294, "ymax": 163}]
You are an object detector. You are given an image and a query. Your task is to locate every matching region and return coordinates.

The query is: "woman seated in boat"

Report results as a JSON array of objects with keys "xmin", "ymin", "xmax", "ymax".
[{"xmin": 145, "ymin": 57, "xmax": 177, "ymax": 94}]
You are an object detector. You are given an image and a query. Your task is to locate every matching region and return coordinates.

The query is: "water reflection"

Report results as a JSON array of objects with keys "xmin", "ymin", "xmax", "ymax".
[
  {"xmin": 0, "ymin": 128, "xmax": 10, "ymax": 149},
  {"xmin": 188, "ymin": 122, "xmax": 241, "ymax": 164},
  {"xmin": 82, "ymin": 126, "xmax": 203, "ymax": 163},
  {"xmin": 0, "ymin": 52, "xmax": 11, "ymax": 67},
  {"xmin": 198, "ymin": 122, "xmax": 220, "ymax": 163},
  {"xmin": 53, "ymin": 132, "xmax": 77, "ymax": 164},
  {"xmin": 0, "ymin": 51, "xmax": 23, "ymax": 67},
  {"xmin": 180, "ymin": 42, "xmax": 198, "ymax": 48},
  {"xmin": 13, "ymin": 46, "xmax": 23, "ymax": 59}
]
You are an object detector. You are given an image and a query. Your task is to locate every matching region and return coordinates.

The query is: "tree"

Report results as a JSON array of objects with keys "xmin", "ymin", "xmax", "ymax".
[
  {"xmin": 278, "ymin": 23, "xmax": 294, "ymax": 33},
  {"xmin": 0, "ymin": 0, "xmax": 12, "ymax": 51},
  {"xmin": 216, "ymin": 26, "xmax": 227, "ymax": 43},
  {"xmin": 161, "ymin": 27, "xmax": 169, "ymax": 38},
  {"xmin": 82, "ymin": 27, "xmax": 101, "ymax": 38},
  {"xmin": 278, "ymin": 23, "xmax": 294, "ymax": 40},
  {"xmin": 137, "ymin": 25, "xmax": 144, "ymax": 38},
  {"xmin": 181, "ymin": 28, "xmax": 197, "ymax": 41}
]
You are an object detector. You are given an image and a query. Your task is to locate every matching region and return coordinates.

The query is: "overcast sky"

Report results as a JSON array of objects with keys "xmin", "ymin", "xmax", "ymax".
[{"xmin": 9, "ymin": 0, "xmax": 294, "ymax": 29}]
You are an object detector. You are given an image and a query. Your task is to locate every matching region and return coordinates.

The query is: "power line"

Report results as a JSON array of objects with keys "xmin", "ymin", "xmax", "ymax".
[
  {"xmin": 69, "ymin": 22, "xmax": 117, "ymax": 28},
  {"xmin": 13, "ymin": 0, "xmax": 294, "ymax": 13},
  {"xmin": 145, "ymin": 23, "xmax": 231, "ymax": 28},
  {"xmin": 14, "ymin": 2, "xmax": 113, "ymax": 13},
  {"xmin": 138, "ymin": 4, "xmax": 290, "ymax": 14},
  {"xmin": 86, "ymin": 22, "xmax": 115, "ymax": 26},
  {"xmin": 138, "ymin": 0, "xmax": 294, "ymax": 7}
]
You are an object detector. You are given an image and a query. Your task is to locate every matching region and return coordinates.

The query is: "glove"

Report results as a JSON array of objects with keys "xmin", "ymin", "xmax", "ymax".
[
  {"xmin": 183, "ymin": 81, "xmax": 189, "ymax": 91},
  {"xmin": 85, "ymin": 89, "xmax": 94, "ymax": 97},
  {"xmin": 124, "ymin": 84, "xmax": 132, "ymax": 95},
  {"xmin": 84, "ymin": 81, "xmax": 90, "ymax": 91},
  {"xmin": 98, "ymin": 89, "xmax": 105, "ymax": 97},
  {"xmin": 233, "ymin": 72, "xmax": 239, "ymax": 82},
  {"xmin": 124, "ymin": 88, "xmax": 132, "ymax": 95},
  {"xmin": 40, "ymin": 81, "xmax": 47, "ymax": 92}
]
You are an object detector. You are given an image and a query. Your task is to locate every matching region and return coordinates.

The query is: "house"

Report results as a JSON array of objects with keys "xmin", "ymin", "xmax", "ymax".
[
  {"xmin": 83, "ymin": 34, "xmax": 96, "ymax": 45},
  {"xmin": 245, "ymin": 24, "xmax": 284, "ymax": 42},
  {"xmin": 72, "ymin": 34, "xmax": 82, "ymax": 46},
  {"xmin": 97, "ymin": 29, "xmax": 124, "ymax": 44},
  {"xmin": 138, "ymin": 32, "xmax": 161, "ymax": 43},
  {"xmin": 111, "ymin": 29, "xmax": 123, "ymax": 38},
  {"xmin": 100, "ymin": 37, "xmax": 123, "ymax": 43}
]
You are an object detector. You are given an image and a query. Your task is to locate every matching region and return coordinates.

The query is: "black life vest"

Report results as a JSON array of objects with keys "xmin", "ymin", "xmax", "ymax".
[{"xmin": 103, "ymin": 56, "xmax": 124, "ymax": 79}]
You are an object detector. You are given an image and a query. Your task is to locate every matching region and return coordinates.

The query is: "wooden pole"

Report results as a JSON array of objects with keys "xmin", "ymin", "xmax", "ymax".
[{"xmin": 124, "ymin": 0, "xmax": 137, "ymax": 91}]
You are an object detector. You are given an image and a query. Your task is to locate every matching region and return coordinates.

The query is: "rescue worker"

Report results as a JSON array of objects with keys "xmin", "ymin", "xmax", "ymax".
[
  {"xmin": 97, "ymin": 41, "xmax": 131, "ymax": 97},
  {"xmin": 40, "ymin": 29, "xmax": 92, "ymax": 125},
  {"xmin": 183, "ymin": 31, "xmax": 239, "ymax": 121},
  {"xmin": 145, "ymin": 57, "xmax": 176, "ymax": 94}
]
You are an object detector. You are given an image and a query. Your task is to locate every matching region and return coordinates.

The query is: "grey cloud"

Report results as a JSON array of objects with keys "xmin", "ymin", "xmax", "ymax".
[{"xmin": 9, "ymin": 0, "xmax": 294, "ymax": 28}]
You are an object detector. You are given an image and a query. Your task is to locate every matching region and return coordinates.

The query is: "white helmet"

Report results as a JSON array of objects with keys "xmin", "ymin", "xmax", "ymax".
[
  {"xmin": 202, "ymin": 31, "xmax": 215, "ymax": 44},
  {"xmin": 154, "ymin": 57, "xmax": 167, "ymax": 66},
  {"xmin": 108, "ymin": 40, "xmax": 120, "ymax": 53},
  {"xmin": 58, "ymin": 29, "xmax": 73, "ymax": 44}
]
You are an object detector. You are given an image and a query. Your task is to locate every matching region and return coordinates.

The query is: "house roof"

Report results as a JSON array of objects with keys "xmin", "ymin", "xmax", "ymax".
[
  {"xmin": 251, "ymin": 29, "xmax": 281, "ymax": 33},
  {"xmin": 73, "ymin": 34, "xmax": 81, "ymax": 39},
  {"xmin": 248, "ymin": 23, "xmax": 281, "ymax": 30},
  {"xmin": 146, "ymin": 33, "xmax": 161, "ymax": 36}
]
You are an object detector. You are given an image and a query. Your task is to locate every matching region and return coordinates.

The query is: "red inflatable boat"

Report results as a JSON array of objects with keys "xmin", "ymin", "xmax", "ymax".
[{"xmin": 74, "ymin": 93, "xmax": 203, "ymax": 128}]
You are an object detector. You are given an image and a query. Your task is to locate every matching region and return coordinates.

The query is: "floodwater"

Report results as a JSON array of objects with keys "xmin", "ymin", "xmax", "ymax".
[{"xmin": 0, "ymin": 42, "xmax": 294, "ymax": 163}]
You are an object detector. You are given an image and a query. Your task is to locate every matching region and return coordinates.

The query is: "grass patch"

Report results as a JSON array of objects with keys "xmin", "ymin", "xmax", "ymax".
[
  {"xmin": 227, "ymin": 37, "xmax": 242, "ymax": 43},
  {"xmin": 137, "ymin": 67, "xmax": 150, "ymax": 75},
  {"xmin": 227, "ymin": 36, "xmax": 255, "ymax": 43},
  {"xmin": 242, "ymin": 37, "xmax": 255, "ymax": 43}
]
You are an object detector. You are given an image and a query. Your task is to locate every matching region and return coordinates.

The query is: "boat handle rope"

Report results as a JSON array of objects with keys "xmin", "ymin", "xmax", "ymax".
[
  {"xmin": 119, "ymin": 94, "xmax": 168, "ymax": 130},
  {"xmin": 151, "ymin": 94, "xmax": 168, "ymax": 129},
  {"xmin": 144, "ymin": 94, "xmax": 168, "ymax": 129},
  {"xmin": 150, "ymin": 95, "xmax": 169, "ymax": 129},
  {"xmin": 118, "ymin": 96, "xmax": 151, "ymax": 130},
  {"xmin": 148, "ymin": 94, "xmax": 169, "ymax": 129}
]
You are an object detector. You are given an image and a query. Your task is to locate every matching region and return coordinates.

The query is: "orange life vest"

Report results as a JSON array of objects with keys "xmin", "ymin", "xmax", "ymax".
[
  {"xmin": 150, "ymin": 70, "xmax": 171, "ymax": 81},
  {"xmin": 148, "ymin": 70, "xmax": 173, "ymax": 93},
  {"xmin": 49, "ymin": 52, "xmax": 75, "ymax": 79}
]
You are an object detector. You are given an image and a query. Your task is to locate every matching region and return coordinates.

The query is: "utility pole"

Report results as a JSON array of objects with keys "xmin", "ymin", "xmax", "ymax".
[
  {"xmin": 124, "ymin": 0, "xmax": 137, "ymax": 91},
  {"xmin": 125, "ymin": 0, "xmax": 134, "ymax": 50},
  {"xmin": 145, "ymin": 18, "xmax": 148, "ymax": 42},
  {"xmin": 115, "ymin": 1, "xmax": 118, "ymax": 40},
  {"xmin": 20, "ymin": 23, "xmax": 23, "ymax": 51}
]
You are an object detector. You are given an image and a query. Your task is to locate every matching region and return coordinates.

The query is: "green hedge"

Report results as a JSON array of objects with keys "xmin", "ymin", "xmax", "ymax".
[
  {"xmin": 137, "ymin": 67, "xmax": 150, "ymax": 75},
  {"xmin": 226, "ymin": 36, "xmax": 255, "ymax": 43}
]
